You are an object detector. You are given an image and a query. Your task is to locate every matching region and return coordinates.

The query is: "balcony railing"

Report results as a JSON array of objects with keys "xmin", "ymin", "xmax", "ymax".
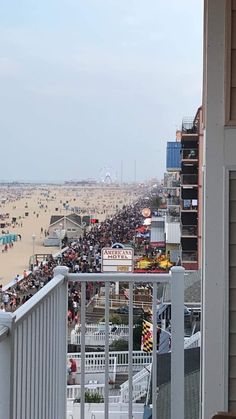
[
  {"xmin": 184, "ymin": 331, "xmax": 201, "ymax": 349},
  {"xmin": 72, "ymin": 323, "xmax": 130, "ymax": 334},
  {"xmin": 181, "ymin": 199, "xmax": 198, "ymax": 211},
  {"xmin": 181, "ymin": 174, "xmax": 198, "ymax": 185},
  {"xmin": 0, "ymin": 274, "xmax": 68, "ymax": 419},
  {"xmin": 67, "ymin": 350, "xmax": 152, "ymax": 373},
  {"xmin": 182, "ymin": 250, "xmax": 198, "ymax": 261},
  {"xmin": 70, "ymin": 330, "xmax": 129, "ymax": 346},
  {"xmin": 172, "ymin": 180, "xmax": 181, "ymax": 187},
  {"xmin": 181, "ymin": 149, "xmax": 198, "ymax": 160},
  {"xmin": 167, "ymin": 197, "xmax": 180, "ymax": 206},
  {"xmin": 120, "ymin": 364, "xmax": 152, "ymax": 403},
  {"xmin": 181, "ymin": 225, "xmax": 198, "ymax": 236},
  {"xmin": 166, "ymin": 215, "xmax": 180, "ymax": 223},
  {"xmin": 182, "ymin": 117, "xmax": 198, "ymax": 134},
  {"xmin": 0, "ymin": 266, "xmax": 185, "ymax": 419}
]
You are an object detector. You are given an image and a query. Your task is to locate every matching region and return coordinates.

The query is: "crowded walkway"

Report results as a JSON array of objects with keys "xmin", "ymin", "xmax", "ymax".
[{"xmin": 0, "ymin": 197, "xmax": 147, "ymax": 315}]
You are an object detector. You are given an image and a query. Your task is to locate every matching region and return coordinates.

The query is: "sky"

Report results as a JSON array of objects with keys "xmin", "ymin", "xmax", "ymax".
[{"xmin": 0, "ymin": 0, "xmax": 203, "ymax": 183}]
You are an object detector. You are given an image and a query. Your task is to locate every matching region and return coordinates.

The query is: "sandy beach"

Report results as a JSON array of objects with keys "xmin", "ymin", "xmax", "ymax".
[{"xmin": 0, "ymin": 184, "xmax": 140, "ymax": 285}]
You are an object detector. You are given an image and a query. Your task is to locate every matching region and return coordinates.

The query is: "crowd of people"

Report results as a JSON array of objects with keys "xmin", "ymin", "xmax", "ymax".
[
  {"xmin": 0, "ymin": 194, "xmax": 155, "ymax": 389},
  {"xmin": 0, "ymin": 197, "xmax": 148, "ymax": 319}
]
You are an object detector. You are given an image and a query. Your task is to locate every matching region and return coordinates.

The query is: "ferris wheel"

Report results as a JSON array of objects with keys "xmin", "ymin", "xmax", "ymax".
[{"xmin": 99, "ymin": 166, "xmax": 116, "ymax": 184}]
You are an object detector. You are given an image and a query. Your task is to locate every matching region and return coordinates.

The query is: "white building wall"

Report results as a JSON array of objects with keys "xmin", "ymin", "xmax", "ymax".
[
  {"xmin": 202, "ymin": 1, "xmax": 236, "ymax": 417},
  {"xmin": 150, "ymin": 217, "xmax": 165, "ymax": 243},
  {"xmin": 165, "ymin": 222, "xmax": 180, "ymax": 244},
  {"xmin": 49, "ymin": 219, "xmax": 82, "ymax": 239}
]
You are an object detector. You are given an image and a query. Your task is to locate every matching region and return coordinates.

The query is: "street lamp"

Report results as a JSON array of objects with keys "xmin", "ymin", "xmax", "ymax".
[
  {"xmin": 59, "ymin": 223, "xmax": 63, "ymax": 252},
  {"xmin": 32, "ymin": 234, "xmax": 36, "ymax": 269}
]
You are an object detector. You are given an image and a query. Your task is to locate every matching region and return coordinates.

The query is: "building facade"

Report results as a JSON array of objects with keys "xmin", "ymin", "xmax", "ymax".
[
  {"xmin": 180, "ymin": 109, "xmax": 203, "ymax": 270},
  {"xmin": 48, "ymin": 214, "xmax": 83, "ymax": 241},
  {"xmin": 202, "ymin": 1, "xmax": 236, "ymax": 417}
]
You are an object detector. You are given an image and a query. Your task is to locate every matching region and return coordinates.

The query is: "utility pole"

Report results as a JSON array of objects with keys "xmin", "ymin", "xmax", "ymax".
[{"xmin": 120, "ymin": 160, "xmax": 123, "ymax": 185}]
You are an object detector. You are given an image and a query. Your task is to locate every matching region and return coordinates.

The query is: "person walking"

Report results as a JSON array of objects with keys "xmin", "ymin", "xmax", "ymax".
[
  {"xmin": 2, "ymin": 292, "xmax": 9, "ymax": 309},
  {"xmin": 69, "ymin": 358, "xmax": 77, "ymax": 385}
]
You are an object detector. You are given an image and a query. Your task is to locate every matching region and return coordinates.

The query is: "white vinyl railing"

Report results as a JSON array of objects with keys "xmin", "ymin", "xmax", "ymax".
[
  {"xmin": 120, "ymin": 364, "xmax": 152, "ymax": 403},
  {"xmin": 67, "ymin": 384, "xmax": 122, "ymax": 403},
  {"xmin": 67, "ymin": 350, "xmax": 152, "ymax": 373},
  {"xmin": 70, "ymin": 322, "xmax": 130, "ymax": 345},
  {"xmin": 67, "ymin": 363, "xmax": 151, "ymax": 405},
  {"xmin": 184, "ymin": 331, "xmax": 201, "ymax": 349},
  {"xmin": 0, "ymin": 266, "xmax": 185, "ymax": 419},
  {"xmin": 70, "ymin": 330, "xmax": 129, "ymax": 346},
  {"xmin": 0, "ymin": 274, "xmax": 67, "ymax": 419},
  {"xmin": 67, "ymin": 353, "xmax": 117, "ymax": 384},
  {"xmin": 65, "ymin": 267, "xmax": 185, "ymax": 419},
  {"xmin": 67, "ymin": 383, "xmax": 105, "ymax": 400},
  {"xmin": 73, "ymin": 323, "xmax": 129, "ymax": 334},
  {"xmin": 93, "ymin": 296, "xmax": 151, "ymax": 310}
]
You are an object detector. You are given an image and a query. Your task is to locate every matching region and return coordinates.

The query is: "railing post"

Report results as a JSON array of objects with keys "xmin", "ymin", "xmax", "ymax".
[
  {"xmin": 53, "ymin": 265, "xmax": 69, "ymax": 419},
  {"xmin": 0, "ymin": 312, "xmax": 14, "ymax": 419},
  {"xmin": 53, "ymin": 265, "xmax": 69, "ymax": 278},
  {"xmin": 171, "ymin": 266, "xmax": 185, "ymax": 419},
  {"xmin": 128, "ymin": 280, "xmax": 134, "ymax": 419}
]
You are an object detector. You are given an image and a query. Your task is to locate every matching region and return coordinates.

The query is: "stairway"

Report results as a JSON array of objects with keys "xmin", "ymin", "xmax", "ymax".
[{"xmin": 120, "ymin": 364, "xmax": 152, "ymax": 403}]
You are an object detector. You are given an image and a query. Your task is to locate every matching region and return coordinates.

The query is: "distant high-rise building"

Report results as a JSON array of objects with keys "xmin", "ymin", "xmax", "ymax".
[{"xmin": 180, "ymin": 107, "xmax": 203, "ymax": 270}]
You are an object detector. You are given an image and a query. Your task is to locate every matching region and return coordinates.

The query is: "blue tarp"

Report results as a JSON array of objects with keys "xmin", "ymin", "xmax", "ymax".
[
  {"xmin": 0, "ymin": 234, "xmax": 18, "ymax": 243},
  {"xmin": 166, "ymin": 141, "xmax": 181, "ymax": 171}
]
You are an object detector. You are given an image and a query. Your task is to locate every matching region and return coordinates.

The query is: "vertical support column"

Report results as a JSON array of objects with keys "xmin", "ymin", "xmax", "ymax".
[
  {"xmin": 53, "ymin": 266, "xmax": 69, "ymax": 419},
  {"xmin": 128, "ymin": 280, "xmax": 134, "ymax": 418},
  {"xmin": 202, "ymin": 0, "xmax": 228, "ymax": 417},
  {"xmin": 104, "ymin": 281, "xmax": 110, "ymax": 419},
  {"xmin": 152, "ymin": 282, "xmax": 157, "ymax": 419},
  {"xmin": 171, "ymin": 266, "xmax": 185, "ymax": 419},
  {"xmin": 80, "ymin": 281, "xmax": 86, "ymax": 419},
  {"xmin": 0, "ymin": 312, "xmax": 14, "ymax": 419}
]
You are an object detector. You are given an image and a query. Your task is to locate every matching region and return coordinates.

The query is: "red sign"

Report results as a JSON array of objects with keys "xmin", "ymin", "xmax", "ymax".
[
  {"xmin": 90, "ymin": 218, "xmax": 99, "ymax": 224},
  {"xmin": 150, "ymin": 241, "xmax": 166, "ymax": 248}
]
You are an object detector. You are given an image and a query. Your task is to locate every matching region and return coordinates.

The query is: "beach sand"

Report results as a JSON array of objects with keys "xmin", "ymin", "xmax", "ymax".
[{"xmin": 0, "ymin": 185, "xmax": 140, "ymax": 286}]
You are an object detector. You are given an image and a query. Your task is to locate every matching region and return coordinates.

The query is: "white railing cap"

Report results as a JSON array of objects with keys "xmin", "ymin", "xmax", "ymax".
[
  {"xmin": 54, "ymin": 266, "xmax": 70, "ymax": 277},
  {"xmin": 66, "ymin": 271, "xmax": 172, "ymax": 284}
]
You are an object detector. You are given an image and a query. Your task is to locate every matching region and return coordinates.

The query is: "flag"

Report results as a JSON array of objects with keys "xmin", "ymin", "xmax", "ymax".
[
  {"xmin": 141, "ymin": 320, "xmax": 153, "ymax": 353},
  {"xmin": 90, "ymin": 218, "xmax": 99, "ymax": 224}
]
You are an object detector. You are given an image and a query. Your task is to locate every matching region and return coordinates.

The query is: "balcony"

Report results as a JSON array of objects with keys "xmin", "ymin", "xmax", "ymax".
[
  {"xmin": 181, "ymin": 174, "xmax": 198, "ymax": 186},
  {"xmin": 181, "ymin": 225, "xmax": 198, "ymax": 237},
  {"xmin": 166, "ymin": 214, "xmax": 180, "ymax": 223},
  {"xmin": 182, "ymin": 250, "xmax": 198, "ymax": 262},
  {"xmin": 181, "ymin": 149, "xmax": 198, "ymax": 161},
  {"xmin": 182, "ymin": 117, "xmax": 198, "ymax": 134},
  {"xmin": 181, "ymin": 199, "xmax": 198, "ymax": 211},
  {"xmin": 167, "ymin": 197, "xmax": 180, "ymax": 206},
  {"xmin": 172, "ymin": 180, "xmax": 181, "ymax": 187},
  {"xmin": 0, "ymin": 267, "xmax": 187, "ymax": 419}
]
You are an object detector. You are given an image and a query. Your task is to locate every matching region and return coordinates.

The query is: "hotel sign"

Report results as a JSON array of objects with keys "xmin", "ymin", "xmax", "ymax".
[{"xmin": 101, "ymin": 247, "xmax": 134, "ymax": 272}]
